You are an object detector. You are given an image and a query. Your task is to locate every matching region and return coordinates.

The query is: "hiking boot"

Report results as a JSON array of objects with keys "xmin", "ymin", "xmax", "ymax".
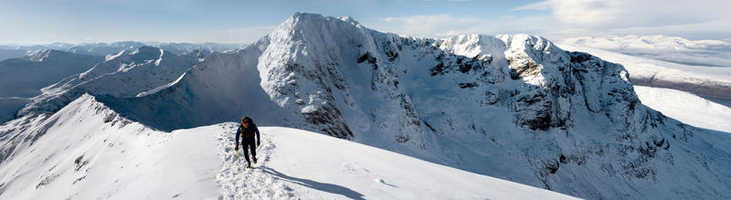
[
  {"xmin": 253, "ymin": 157, "xmax": 258, "ymax": 164},
  {"xmin": 246, "ymin": 162, "xmax": 251, "ymax": 168}
]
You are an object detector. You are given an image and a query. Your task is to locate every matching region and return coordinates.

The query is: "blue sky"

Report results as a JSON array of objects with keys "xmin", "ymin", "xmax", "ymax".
[{"xmin": 1, "ymin": 0, "xmax": 729, "ymax": 44}]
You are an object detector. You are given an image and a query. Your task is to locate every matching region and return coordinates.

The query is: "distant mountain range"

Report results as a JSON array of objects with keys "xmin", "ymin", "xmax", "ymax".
[{"xmin": 0, "ymin": 41, "xmax": 244, "ymax": 60}]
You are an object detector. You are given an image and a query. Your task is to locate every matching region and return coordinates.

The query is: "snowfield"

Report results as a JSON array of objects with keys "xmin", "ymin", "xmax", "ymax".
[
  {"xmin": 0, "ymin": 95, "xmax": 576, "ymax": 200},
  {"xmin": 634, "ymin": 86, "xmax": 731, "ymax": 133}
]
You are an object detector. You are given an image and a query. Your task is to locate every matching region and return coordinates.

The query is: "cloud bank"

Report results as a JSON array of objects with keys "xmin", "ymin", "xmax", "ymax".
[{"xmin": 371, "ymin": 0, "xmax": 731, "ymax": 40}]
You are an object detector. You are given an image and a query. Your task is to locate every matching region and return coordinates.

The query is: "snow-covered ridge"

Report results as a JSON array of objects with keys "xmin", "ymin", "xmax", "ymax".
[
  {"xmin": 0, "ymin": 94, "xmax": 218, "ymax": 199},
  {"xmin": 76, "ymin": 13, "xmax": 731, "ymax": 199},
  {"xmin": 25, "ymin": 49, "xmax": 56, "ymax": 62},
  {"xmin": 0, "ymin": 94, "xmax": 137, "ymax": 166},
  {"xmin": 0, "ymin": 94, "xmax": 576, "ymax": 199}
]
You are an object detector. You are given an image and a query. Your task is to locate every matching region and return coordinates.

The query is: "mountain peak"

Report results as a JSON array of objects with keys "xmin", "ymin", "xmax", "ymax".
[
  {"xmin": 25, "ymin": 49, "xmax": 70, "ymax": 62},
  {"xmin": 279, "ymin": 12, "xmax": 363, "ymax": 33},
  {"xmin": 129, "ymin": 46, "xmax": 163, "ymax": 61}
]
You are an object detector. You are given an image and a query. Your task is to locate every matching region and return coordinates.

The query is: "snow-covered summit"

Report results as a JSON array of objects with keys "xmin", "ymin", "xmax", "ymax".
[{"xmin": 25, "ymin": 49, "xmax": 62, "ymax": 62}]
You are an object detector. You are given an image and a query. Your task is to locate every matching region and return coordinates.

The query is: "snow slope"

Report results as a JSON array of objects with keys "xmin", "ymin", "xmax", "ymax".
[
  {"xmin": 0, "ymin": 95, "xmax": 576, "ymax": 200},
  {"xmin": 76, "ymin": 13, "xmax": 731, "ymax": 199},
  {"xmin": 0, "ymin": 95, "xmax": 220, "ymax": 199},
  {"xmin": 634, "ymin": 86, "xmax": 731, "ymax": 133}
]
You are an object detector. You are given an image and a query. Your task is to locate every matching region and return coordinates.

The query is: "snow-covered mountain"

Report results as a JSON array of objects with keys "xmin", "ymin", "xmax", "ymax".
[
  {"xmin": 1, "ymin": 13, "xmax": 731, "ymax": 199},
  {"xmin": 65, "ymin": 41, "xmax": 244, "ymax": 57},
  {"xmin": 0, "ymin": 43, "xmax": 76, "ymax": 61},
  {"xmin": 17, "ymin": 46, "xmax": 199, "ymax": 117},
  {"xmin": 57, "ymin": 13, "xmax": 729, "ymax": 199},
  {"xmin": 0, "ymin": 95, "xmax": 575, "ymax": 200}
]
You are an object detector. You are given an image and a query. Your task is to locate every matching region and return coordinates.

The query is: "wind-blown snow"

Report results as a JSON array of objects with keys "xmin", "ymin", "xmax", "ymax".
[{"xmin": 0, "ymin": 95, "xmax": 575, "ymax": 200}]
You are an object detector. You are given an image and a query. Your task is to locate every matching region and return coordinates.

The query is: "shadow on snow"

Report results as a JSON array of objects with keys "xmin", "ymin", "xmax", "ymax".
[{"xmin": 259, "ymin": 166, "xmax": 365, "ymax": 200}]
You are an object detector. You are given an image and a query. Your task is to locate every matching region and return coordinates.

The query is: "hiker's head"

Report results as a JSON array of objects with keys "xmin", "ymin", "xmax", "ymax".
[{"xmin": 241, "ymin": 117, "xmax": 252, "ymax": 128}]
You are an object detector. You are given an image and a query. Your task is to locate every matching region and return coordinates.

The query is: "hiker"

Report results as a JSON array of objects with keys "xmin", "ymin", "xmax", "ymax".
[{"xmin": 235, "ymin": 116, "xmax": 261, "ymax": 168}]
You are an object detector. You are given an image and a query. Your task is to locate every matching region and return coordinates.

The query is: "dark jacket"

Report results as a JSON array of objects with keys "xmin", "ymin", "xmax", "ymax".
[{"xmin": 236, "ymin": 123, "xmax": 260, "ymax": 146}]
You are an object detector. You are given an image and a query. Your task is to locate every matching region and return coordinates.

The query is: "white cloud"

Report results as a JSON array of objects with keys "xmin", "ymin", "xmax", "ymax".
[
  {"xmin": 380, "ymin": 14, "xmax": 480, "ymax": 37},
  {"xmin": 370, "ymin": 14, "xmax": 559, "ymax": 39},
  {"xmin": 368, "ymin": 1, "xmax": 731, "ymax": 41},
  {"xmin": 519, "ymin": 0, "xmax": 731, "ymax": 28},
  {"xmin": 512, "ymin": 1, "xmax": 551, "ymax": 11}
]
